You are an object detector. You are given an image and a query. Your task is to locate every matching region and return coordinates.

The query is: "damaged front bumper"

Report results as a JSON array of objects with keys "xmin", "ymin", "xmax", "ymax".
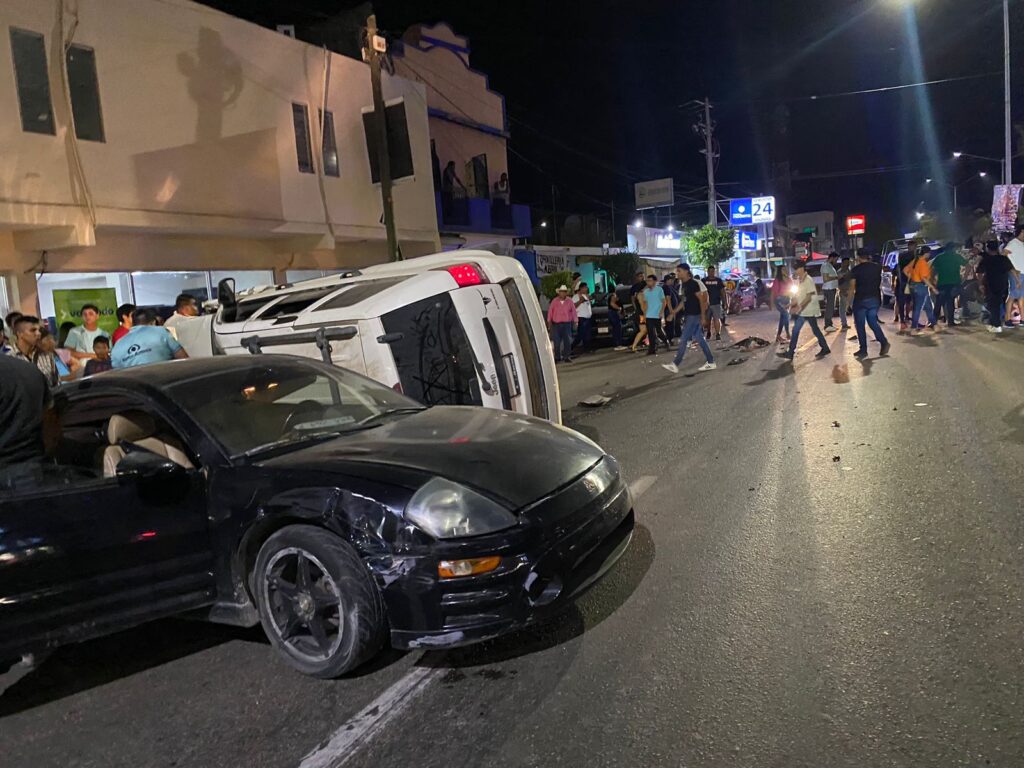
[{"xmin": 380, "ymin": 459, "xmax": 635, "ymax": 651}]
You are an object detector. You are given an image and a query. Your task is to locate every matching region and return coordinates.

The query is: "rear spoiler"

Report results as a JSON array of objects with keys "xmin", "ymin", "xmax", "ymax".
[{"xmin": 241, "ymin": 326, "xmax": 358, "ymax": 366}]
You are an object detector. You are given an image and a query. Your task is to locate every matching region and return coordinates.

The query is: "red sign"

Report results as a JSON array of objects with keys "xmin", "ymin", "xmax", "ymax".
[{"xmin": 846, "ymin": 215, "xmax": 866, "ymax": 235}]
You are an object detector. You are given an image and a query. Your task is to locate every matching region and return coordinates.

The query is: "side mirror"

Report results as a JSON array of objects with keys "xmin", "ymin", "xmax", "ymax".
[
  {"xmin": 116, "ymin": 451, "xmax": 185, "ymax": 485},
  {"xmin": 218, "ymin": 277, "xmax": 237, "ymax": 323}
]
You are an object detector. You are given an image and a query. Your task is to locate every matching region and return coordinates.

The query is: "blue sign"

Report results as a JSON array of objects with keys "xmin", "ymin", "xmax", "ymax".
[
  {"xmin": 737, "ymin": 230, "xmax": 757, "ymax": 250},
  {"xmin": 730, "ymin": 199, "xmax": 753, "ymax": 226},
  {"xmin": 729, "ymin": 196, "xmax": 776, "ymax": 226}
]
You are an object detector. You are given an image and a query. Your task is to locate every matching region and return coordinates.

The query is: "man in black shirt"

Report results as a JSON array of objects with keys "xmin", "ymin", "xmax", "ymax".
[
  {"xmin": 702, "ymin": 265, "xmax": 727, "ymax": 342},
  {"xmin": 848, "ymin": 251, "xmax": 890, "ymax": 359},
  {"xmin": 662, "ymin": 263, "xmax": 716, "ymax": 374},
  {"xmin": 0, "ymin": 353, "xmax": 54, "ymax": 490},
  {"xmin": 977, "ymin": 240, "xmax": 1015, "ymax": 332}
]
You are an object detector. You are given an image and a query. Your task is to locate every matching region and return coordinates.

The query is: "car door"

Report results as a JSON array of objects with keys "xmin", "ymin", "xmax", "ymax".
[{"xmin": 0, "ymin": 394, "xmax": 216, "ymax": 657}]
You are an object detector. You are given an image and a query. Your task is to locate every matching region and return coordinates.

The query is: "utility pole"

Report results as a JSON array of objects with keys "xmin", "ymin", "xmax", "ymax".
[
  {"xmin": 364, "ymin": 15, "xmax": 400, "ymax": 260},
  {"xmin": 696, "ymin": 98, "xmax": 717, "ymax": 226},
  {"xmin": 1004, "ymin": 0, "xmax": 1013, "ymax": 186}
]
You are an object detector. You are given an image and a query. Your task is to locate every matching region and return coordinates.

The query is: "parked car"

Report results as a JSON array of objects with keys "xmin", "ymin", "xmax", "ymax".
[
  {"xmin": 0, "ymin": 356, "xmax": 634, "ymax": 678},
  {"xmin": 881, "ymin": 270, "xmax": 896, "ymax": 307},
  {"xmin": 727, "ymin": 280, "xmax": 758, "ymax": 314},
  {"xmin": 173, "ymin": 251, "xmax": 561, "ymax": 423},
  {"xmin": 589, "ymin": 288, "xmax": 640, "ymax": 346}
]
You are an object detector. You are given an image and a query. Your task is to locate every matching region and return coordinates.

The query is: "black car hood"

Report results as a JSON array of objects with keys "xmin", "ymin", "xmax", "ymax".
[{"xmin": 257, "ymin": 407, "xmax": 604, "ymax": 510}]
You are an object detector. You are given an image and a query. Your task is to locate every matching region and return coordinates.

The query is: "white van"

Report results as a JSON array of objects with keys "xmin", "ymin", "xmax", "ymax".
[{"xmin": 195, "ymin": 251, "xmax": 561, "ymax": 423}]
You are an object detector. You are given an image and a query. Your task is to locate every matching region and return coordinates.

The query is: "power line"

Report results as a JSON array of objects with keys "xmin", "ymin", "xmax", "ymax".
[{"xmin": 710, "ymin": 71, "xmax": 1000, "ymax": 107}]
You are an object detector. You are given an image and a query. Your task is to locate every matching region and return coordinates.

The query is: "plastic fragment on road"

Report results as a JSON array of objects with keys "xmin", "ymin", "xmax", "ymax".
[
  {"xmin": 579, "ymin": 395, "xmax": 612, "ymax": 407},
  {"xmin": 729, "ymin": 336, "xmax": 771, "ymax": 351},
  {"xmin": 831, "ymin": 421, "xmax": 841, "ymax": 428},
  {"xmin": 727, "ymin": 357, "xmax": 748, "ymax": 366},
  {"xmin": 832, "ymin": 456, "xmax": 841, "ymax": 462},
  {"xmin": 914, "ymin": 402, "xmax": 928, "ymax": 407}
]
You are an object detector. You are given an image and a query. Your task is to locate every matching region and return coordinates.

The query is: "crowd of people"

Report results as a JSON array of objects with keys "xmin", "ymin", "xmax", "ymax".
[{"xmin": 1, "ymin": 293, "xmax": 199, "ymax": 390}]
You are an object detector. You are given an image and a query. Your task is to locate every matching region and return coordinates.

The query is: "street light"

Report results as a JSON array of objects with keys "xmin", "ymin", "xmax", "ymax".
[
  {"xmin": 667, "ymin": 223, "xmax": 675, "ymax": 231},
  {"xmin": 915, "ymin": 211, "xmax": 926, "ymax": 220},
  {"xmin": 908, "ymin": 2, "xmax": 1011, "ymax": 184},
  {"xmin": 952, "ymin": 151, "xmax": 963, "ymax": 159},
  {"xmin": 540, "ymin": 221, "xmax": 548, "ymax": 228},
  {"xmin": 634, "ymin": 218, "xmax": 643, "ymax": 227},
  {"xmin": 952, "ymin": 150, "xmax": 1005, "ymax": 183}
]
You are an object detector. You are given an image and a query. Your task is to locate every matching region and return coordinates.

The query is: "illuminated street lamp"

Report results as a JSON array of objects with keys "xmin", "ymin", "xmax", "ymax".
[
  {"xmin": 634, "ymin": 218, "xmax": 643, "ymax": 227},
  {"xmin": 953, "ymin": 151, "xmax": 1005, "ymax": 183},
  {"xmin": 540, "ymin": 221, "xmax": 548, "ymax": 228}
]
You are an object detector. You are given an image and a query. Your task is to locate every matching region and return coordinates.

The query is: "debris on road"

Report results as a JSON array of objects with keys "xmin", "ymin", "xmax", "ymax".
[
  {"xmin": 579, "ymin": 394, "xmax": 612, "ymax": 407},
  {"xmin": 832, "ymin": 456, "xmax": 841, "ymax": 462},
  {"xmin": 727, "ymin": 357, "xmax": 748, "ymax": 366},
  {"xmin": 831, "ymin": 421, "xmax": 841, "ymax": 428},
  {"xmin": 914, "ymin": 402, "xmax": 928, "ymax": 407},
  {"xmin": 730, "ymin": 336, "xmax": 771, "ymax": 351}
]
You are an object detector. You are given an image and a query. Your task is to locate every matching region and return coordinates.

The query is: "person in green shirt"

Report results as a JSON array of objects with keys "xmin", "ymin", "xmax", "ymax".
[{"xmin": 930, "ymin": 243, "xmax": 967, "ymax": 327}]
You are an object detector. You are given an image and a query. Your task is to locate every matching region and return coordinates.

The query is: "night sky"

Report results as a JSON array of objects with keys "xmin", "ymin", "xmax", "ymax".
[{"xmin": 202, "ymin": 0, "xmax": 1020, "ymax": 246}]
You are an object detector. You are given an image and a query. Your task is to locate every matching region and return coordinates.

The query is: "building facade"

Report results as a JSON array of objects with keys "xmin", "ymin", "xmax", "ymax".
[
  {"xmin": 0, "ymin": 0, "xmax": 440, "ymax": 322},
  {"xmin": 392, "ymin": 23, "xmax": 530, "ymax": 253}
]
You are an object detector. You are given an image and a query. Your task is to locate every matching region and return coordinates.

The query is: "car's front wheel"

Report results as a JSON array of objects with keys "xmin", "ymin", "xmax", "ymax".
[{"xmin": 253, "ymin": 525, "xmax": 385, "ymax": 678}]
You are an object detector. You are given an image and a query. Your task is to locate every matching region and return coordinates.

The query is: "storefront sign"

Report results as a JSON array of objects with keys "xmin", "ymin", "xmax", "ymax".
[
  {"xmin": 846, "ymin": 215, "xmax": 866, "ymax": 235},
  {"xmin": 735, "ymin": 230, "xmax": 757, "ymax": 251},
  {"xmin": 535, "ymin": 251, "xmax": 572, "ymax": 277},
  {"xmin": 52, "ymin": 288, "xmax": 119, "ymax": 335},
  {"xmin": 992, "ymin": 185, "xmax": 1023, "ymax": 232},
  {"xmin": 729, "ymin": 196, "xmax": 775, "ymax": 226},
  {"xmin": 655, "ymin": 232, "xmax": 682, "ymax": 250}
]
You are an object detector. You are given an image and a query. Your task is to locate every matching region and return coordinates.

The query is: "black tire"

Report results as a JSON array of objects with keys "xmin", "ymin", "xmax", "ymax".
[{"xmin": 253, "ymin": 525, "xmax": 385, "ymax": 678}]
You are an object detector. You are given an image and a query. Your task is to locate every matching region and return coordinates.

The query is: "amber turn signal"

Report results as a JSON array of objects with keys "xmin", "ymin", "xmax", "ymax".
[{"xmin": 438, "ymin": 556, "xmax": 501, "ymax": 579}]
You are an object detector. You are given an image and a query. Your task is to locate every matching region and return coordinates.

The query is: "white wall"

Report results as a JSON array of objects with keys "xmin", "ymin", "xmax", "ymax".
[{"xmin": 0, "ymin": 0, "xmax": 440, "ymax": 277}]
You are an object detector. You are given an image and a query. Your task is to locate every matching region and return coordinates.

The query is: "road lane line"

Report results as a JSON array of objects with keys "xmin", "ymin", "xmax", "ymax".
[
  {"xmin": 298, "ymin": 656, "xmax": 445, "ymax": 768},
  {"xmin": 629, "ymin": 475, "xmax": 657, "ymax": 500}
]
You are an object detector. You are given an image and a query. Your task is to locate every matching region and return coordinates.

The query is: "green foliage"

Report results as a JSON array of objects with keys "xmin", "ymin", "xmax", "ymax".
[
  {"xmin": 599, "ymin": 251, "xmax": 640, "ymax": 285},
  {"xmin": 917, "ymin": 214, "xmax": 954, "ymax": 243},
  {"xmin": 540, "ymin": 270, "xmax": 573, "ymax": 300},
  {"xmin": 687, "ymin": 224, "xmax": 735, "ymax": 269}
]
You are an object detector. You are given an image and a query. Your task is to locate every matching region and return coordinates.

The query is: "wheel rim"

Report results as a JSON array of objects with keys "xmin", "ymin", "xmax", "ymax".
[{"xmin": 262, "ymin": 547, "xmax": 344, "ymax": 664}]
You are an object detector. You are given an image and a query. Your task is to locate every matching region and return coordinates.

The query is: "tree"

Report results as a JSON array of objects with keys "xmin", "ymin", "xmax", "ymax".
[
  {"xmin": 540, "ymin": 270, "xmax": 573, "ymax": 300},
  {"xmin": 599, "ymin": 251, "xmax": 640, "ymax": 285},
  {"xmin": 687, "ymin": 224, "xmax": 734, "ymax": 269}
]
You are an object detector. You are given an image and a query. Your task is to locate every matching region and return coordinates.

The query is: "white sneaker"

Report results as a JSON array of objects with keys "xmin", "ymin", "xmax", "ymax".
[
  {"xmin": 661, "ymin": 363, "xmax": 679, "ymax": 374},
  {"xmin": 698, "ymin": 362, "xmax": 717, "ymax": 372},
  {"xmin": 987, "ymin": 325, "xmax": 1003, "ymax": 333}
]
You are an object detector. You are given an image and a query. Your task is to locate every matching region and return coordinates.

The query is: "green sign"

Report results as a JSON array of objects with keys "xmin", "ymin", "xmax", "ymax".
[{"xmin": 51, "ymin": 288, "xmax": 119, "ymax": 335}]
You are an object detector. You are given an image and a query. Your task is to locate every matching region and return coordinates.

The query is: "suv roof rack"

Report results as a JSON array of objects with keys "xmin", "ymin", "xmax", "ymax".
[{"xmin": 240, "ymin": 326, "xmax": 358, "ymax": 366}]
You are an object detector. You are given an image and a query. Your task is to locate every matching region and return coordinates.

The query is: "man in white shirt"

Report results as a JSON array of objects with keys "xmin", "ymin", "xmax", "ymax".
[
  {"xmin": 821, "ymin": 252, "xmax": 840, "ymax": 330},
  {"xmin": 64, "ymin": 304, "xmax": 107, "ymax": 362},
  {"xmin": 778, "ymin": 262, "xmax": 830, "ymax": 360},
  {"xmin": 1001, "ymin": 225, "xmax": 1024, "ymax": 326},
  {"xmin": 572, "ymin": 283, "xmax": 594, "ymax": 352},
  {"xmin": 162, "ymin": 293, "xmax": 200, "ymax": 338}
]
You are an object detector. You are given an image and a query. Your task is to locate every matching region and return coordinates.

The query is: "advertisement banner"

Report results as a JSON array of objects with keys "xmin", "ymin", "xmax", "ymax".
[
  {"xmin": 51, "ymin": 288, "xmax": 119, "ymax": 335},
  {"xmin": 535, "ymin": 251, "xmax": 572, "ymax": 277},
  {"xmin": 992, "ymin": 185, "xmax": 1023, "ymax": 232},
  {"xmin": 634, "ymin": 178, "xmax": 675, "ymax": 210}
]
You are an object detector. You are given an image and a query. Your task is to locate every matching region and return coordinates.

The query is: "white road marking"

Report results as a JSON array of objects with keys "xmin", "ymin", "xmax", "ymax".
[
  {"xmin": 298, "ymin": 656, "xmax": 445, "ymax": 768},
  {"xmin": 629, "ymin": 475, "xmax": 657, "ymax": 500}
]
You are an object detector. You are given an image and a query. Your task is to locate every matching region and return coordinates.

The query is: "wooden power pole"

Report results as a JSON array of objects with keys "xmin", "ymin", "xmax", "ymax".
[{"xmin": 364, "ymin": 15, "xmax": 401, "ymax": 261}]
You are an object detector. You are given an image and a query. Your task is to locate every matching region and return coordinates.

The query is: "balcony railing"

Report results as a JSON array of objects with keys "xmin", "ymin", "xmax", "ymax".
[{"xmin": 436, "ymin": 192, "xmax": 531, "ymax": 237}]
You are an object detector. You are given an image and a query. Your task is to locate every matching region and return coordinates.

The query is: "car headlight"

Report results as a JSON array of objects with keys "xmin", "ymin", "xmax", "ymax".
[{"xmin": 405, "ymin": 478, "xmax": 516, "ymax": 539}]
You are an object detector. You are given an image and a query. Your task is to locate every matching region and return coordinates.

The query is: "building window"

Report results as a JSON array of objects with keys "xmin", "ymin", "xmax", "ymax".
[
  {"xmin": 66, "ymin": 44, "xmax": 105, "ymax": 142},
  {"xmin": 292, "ymin": 103, "xmax": 314, "ymax": 174},
  {"xmin": 9, "ymin": 28, "xmax": 55, "ymax": 135},
  {"xmin": 320, "ymin": 109, "xmax": 339, "ymax": 177}
]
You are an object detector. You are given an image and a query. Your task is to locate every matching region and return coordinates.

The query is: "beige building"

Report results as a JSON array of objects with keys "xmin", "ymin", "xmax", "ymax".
[
  {"xmin": 0, "ymin": 0, "xmax": 440, "ymax": 321},
  {"xmin": 393, "ymin": 23, "xmax": 531, "ymax": 253}
]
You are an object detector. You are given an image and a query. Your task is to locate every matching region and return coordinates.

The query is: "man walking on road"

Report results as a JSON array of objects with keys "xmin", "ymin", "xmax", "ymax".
[
  {"xmin": 662, "ymin": 263, "xmax": 715, "ymax": 374},
  {"xmin": 977, "ymin": 240, "xmax": 1015, "ymax": 333},
  {"xmin": 821, "ymin": 252, "xmax": 840, "ymax": 330},
  {"xmin": 849, "ymin": 251, "xmax": 891, "ymax": 359},
  {"xmin": 778, "ymin": 262, "xmax": 830, "ymax": 360},
  {"xmin": 1002, "ymin": 224, "xmax": 1024, "ymax": 327},
  {"xmin": 546, "ymin": 285, "xmax": 577, "ymax": 362},
  {"xmin": 702, "ymin": 265, "xmax": 727, "ymax": 342},
  {"xmin": 930, "ymin": 243, "xmax": 967, "ymax": 327},
  {"xmin": 636, "ymin": 275, "xmax": 667, "ymax": 356}
]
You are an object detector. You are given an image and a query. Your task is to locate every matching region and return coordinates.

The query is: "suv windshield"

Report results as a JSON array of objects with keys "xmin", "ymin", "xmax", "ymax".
[{"xmin": 167, "ymin": 358, "xmax": 422, "ymax": 457}]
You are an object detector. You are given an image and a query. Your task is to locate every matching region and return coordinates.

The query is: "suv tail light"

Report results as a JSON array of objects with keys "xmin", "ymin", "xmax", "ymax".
[{"xmin": 445, "ymin": 263, "xmax": 488, "ymax": 287}]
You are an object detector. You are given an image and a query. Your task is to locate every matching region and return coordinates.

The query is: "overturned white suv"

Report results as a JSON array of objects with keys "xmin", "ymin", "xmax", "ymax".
[{"xmin": 175, "ymin": 251, "xmax": 561, "ymax": 422}]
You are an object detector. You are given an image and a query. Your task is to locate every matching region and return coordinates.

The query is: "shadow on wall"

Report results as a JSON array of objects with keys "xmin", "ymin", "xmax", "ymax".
[{"xmin": 131, "ymin": 27, "xmax": 284, "ymax": 221}]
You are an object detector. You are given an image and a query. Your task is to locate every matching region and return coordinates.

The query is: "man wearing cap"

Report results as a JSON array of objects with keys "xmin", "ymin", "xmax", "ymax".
[{"xmin": 546, "ymin": 284, "xmax": 578, "ymax": 362}]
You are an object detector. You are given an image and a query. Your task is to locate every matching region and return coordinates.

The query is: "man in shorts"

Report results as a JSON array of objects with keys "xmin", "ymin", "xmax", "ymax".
[{"xmin": 702, "ymin": 265, "xmax": 727, "ymax": 342}]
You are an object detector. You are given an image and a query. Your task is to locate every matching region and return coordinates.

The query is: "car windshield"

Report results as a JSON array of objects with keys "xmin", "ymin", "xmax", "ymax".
[{"xmin": 166, "ymin": 358, "xmax": 424, "ymax": 457}]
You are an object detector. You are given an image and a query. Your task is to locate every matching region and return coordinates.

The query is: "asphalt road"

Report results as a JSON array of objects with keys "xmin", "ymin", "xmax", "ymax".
[{"xmin": 4, "ymin": 307, "xmax": 1024, "ymax": 767}]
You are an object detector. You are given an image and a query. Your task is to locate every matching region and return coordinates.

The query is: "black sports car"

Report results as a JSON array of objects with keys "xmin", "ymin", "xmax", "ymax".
[{"xmin": 0, "ymin": 356, "xmax": 634, "ymax": 678}]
